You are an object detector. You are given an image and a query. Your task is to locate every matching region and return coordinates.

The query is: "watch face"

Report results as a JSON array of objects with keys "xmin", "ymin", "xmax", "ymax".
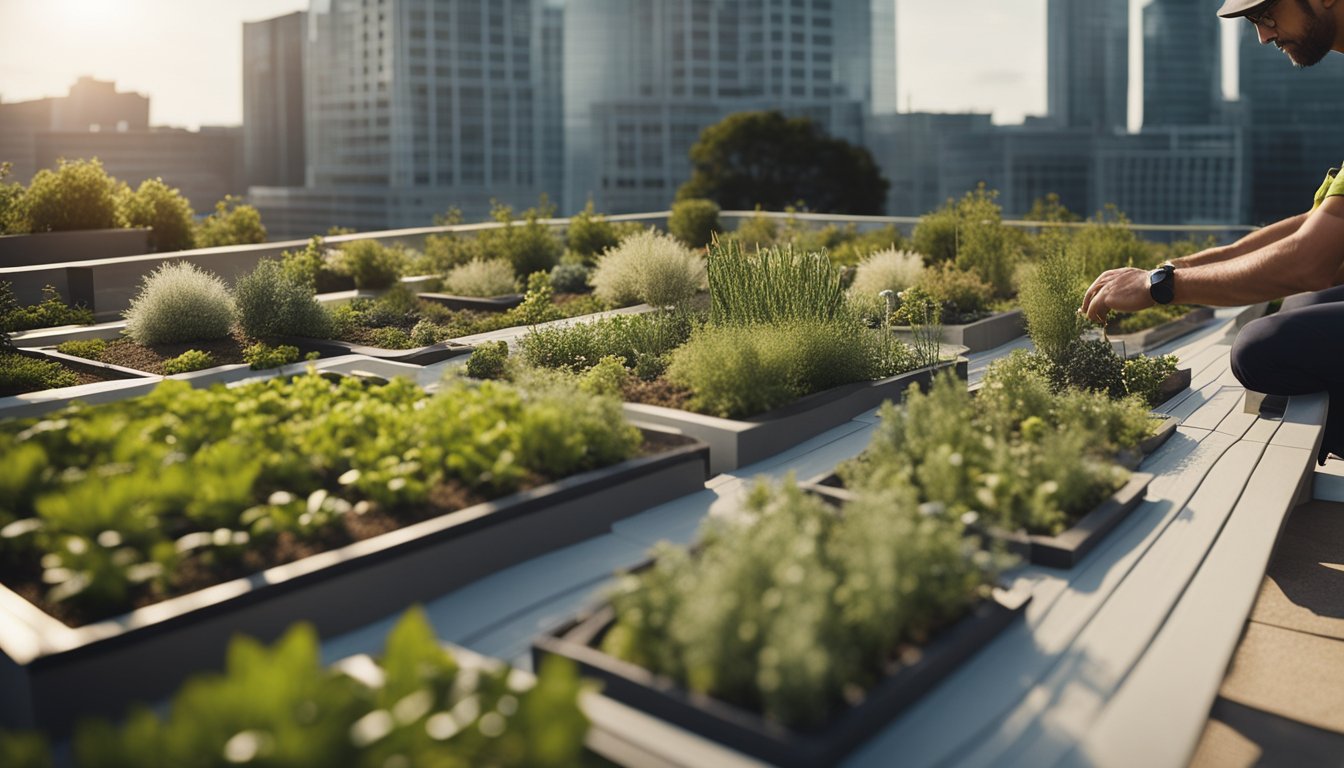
[{"xmin": 1150, "ymin": 271, "xmax": 1163, "ymax": 287}]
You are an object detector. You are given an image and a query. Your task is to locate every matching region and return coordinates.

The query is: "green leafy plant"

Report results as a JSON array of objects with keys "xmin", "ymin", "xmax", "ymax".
[
  {"xmin": 517, "ymin": 311, "xmax": 693, "ymax": 378},
  {"xmin": 123, "ymin": 262, "xmax": 236, "ymax": 345},
  {"xmin": 1018, "ymin": 247, "xmax": 1088, "ymax": 363},
  {"xmin": 0, "ymin": 283, "xmax": 94, "ymax": 333},
  {"xmin": 911, "ymin": 184, "xmax": 1021, "ymax": 297},
  {"xmin": 279, "ymin": 236, "xmax": 349, "ymax": 293},
  {"xmin": 475, "ymin": 198, "xmax": 562, "ymax": 278},
  {"xmin": 0, "ymin": 353, "xmax": 77, "ymax": 396},
  {"xmin": 707, "ymin": 239, "xmax": 844, "ymax": 325},
  {"xmin": 1123, "ymin": 353, "xmax": 1180, "ymax": 407},
  {"xmin": 591, "ymin": 228, "xmax": 706, "ymax": 308},
  {"xmin": 119, "ymin": 177, "xmax": 196, "ymax": 252},
  {"xmin": 443, "ymin": 258, "xmax": 519, "ymax": 297},
  {"xmin": 566, "ymin": 200, "xmax": 620, "ymax": 259},
  {"xmin": 195, "ymin": 195, "xmax": 267, "ymax": 248},
  {"xmin": 13, "ymin": 158, "xmax": 122, "ymax": 233},
  {"xmin": 161, "ymin": 349, "xmax": 216, "ymax": 375},
  {"xmin": 243, "ymin": 342, "xmax": 303, "ymax": 369},
  {"xmin": 55, "ymin": 338, "xmax": 107, "ymax": 361},
  {"xmin": 668, "ymin": 198, "xmax": 721, "ymax": 249},
  {"xmin": 1105, "ymin": 303, "xmax": 1192, "ymax": 335},
  {"xmin": 368, "ymin": 327, "xmax": 414, "ymax": 349},
  {"xmin": 913, "ymin": 262, "xmax": 995, "ymax": 324},
  {"xmin": 466, "ymin": 340, "xmax": 510, "ymax": 380},
  {"xmin": 233, "ymin": 259, "xmax": 334, "ymax": 339},
  {"xmin": 332, "ymin": 239, "xmax": 405, "ymax": 290}
]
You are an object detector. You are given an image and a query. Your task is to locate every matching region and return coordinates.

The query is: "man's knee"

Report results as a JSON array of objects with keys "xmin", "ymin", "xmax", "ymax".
[{"xmin": 1231, "ymin": 316, "xmax": 1288, "ymax": 393}]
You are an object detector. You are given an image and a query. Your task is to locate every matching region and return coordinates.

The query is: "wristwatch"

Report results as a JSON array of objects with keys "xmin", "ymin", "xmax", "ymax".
[{"xmin": 1149, "ymin": 263, "xmax": 1176, "ymax": 305}]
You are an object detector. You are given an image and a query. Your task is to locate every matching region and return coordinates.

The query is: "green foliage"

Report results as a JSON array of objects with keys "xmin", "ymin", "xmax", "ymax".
[
  {"xmin": 549, "ymin": 261, "xmax": 591, "ymax": 294},
  {"xmin": 14, "ymin": 158, "xmax": 121, "ymax": 233},
  {"xmin": 333, "ymin": 239, "xmax": 405, "ymax": 290},
  {"xmin": 475, "ymin": 198, "xmax": 563, "ymax": 278},
  {"xmin": 279, "ymin": 236, "xmax": 348, "ymax": 293},
  {"xmin": 827, "ymin": 225, "xmax": 906, "ymax": 267},
  {"xmin": 1070, "ymin": 205, "xmax": 1152, "ymax": 277},
  {"xmin": 730, "ymin": 208, "xmax": 780, "ymax": 248},
  {"xmin": 443, "ymin": 258, "xmax": 519, "ymax": 297},
  {"xmin": 233, "ymin": 259, "xmax": 334, "ymax": 339},
  {"xmin": 566, "ymin": 201, "xmax": 620, "ymax": 259},
  {"xmin": 195, "ymin": 195, "xmax": 267, "ymax": 248},
  {"xmin": 913, "ymin": 262, "xmax": 995, "ymax": 323},
  {"xmin": 1123, "ymin": 353, "xmax": 1180, "ymax": 407},
  {"xmin": 578, "ymin": 355, "xmax": 629, "ymax": 396},
  {"xmin": 0, "ymin": 372, "xmax": 640, "ymax": 620},
  {"xmin": 591, "ymin": 228, "xmax": 706, "ymax": 308},
  {"xmin": 911, "ymin": 185, "xmax": 1022, "ymax": 297},
  {"xmin": 677, "ymin": 110, "xmax": 889, "ymax": 215},
  {"xmin": 665, "ymin": 320, "xmax": 915, "ymax": 419},
  {"xmin": 0, "ymin": 162, "xmax": 23, "ymax": 235},
  {"xmin": 1024, "ymin": 193, "xmax": 1081, "ymax": 223},
  {"xmin": 422, "ymin": 214, "xmax": 478, "ymax": 273},
  {"xmin": 707, "ymin": 239, "xmax": 844, "ymax": 325},
  {"xmin": 668, "ymin": 198, "xmax": 722, "ymax": 248},
  {"xmin": 1018, "ymin": 247, "xmax": 1088, "ymax": 363},
  {"xmin": 847, "ymin": 248, "xmax": 925, "ymax": 303},
  {"xmin": 243, "ymin": 342, "xmax": 302, "ymax": 369},
  {"xmin": 1055, "ymin": 338, "xmax": 1126, "ymax": 399},
  {"xmin": 0, "ymin": 352, "xmax": 77, "ymax": 396},
  {"xmin": 518, "ymin": 311, "xmax": 693, "ymax": 379},
  {"xmin": 0, "ymin": 283, "xmax": 94, "ymax": 333},
  {"xmin": 368, "ymin": 327, "xmax": 414, "ymax": 349},
  {"xmin": 466, "ymin": 340, "xmax": 510, "ymax": 380},
  {"xmin": 603, "ymin": 478, "xmax": 995, "ymax": 728},
  {"xmin": 16, "ymin": 609, "xmax": 588, "ymax": 767},
  {"xmin": 1106, "ymin": 303, "xmax": 1191, "ymax": 335},
  {"xmin": 123, "ymin": 262, "xmax": 235, "ymax": 345},
  {"xmin": 56, "ymin": 338, "xmax": 107, "ymax": 361},
  {"xmin": 161, "ymin": 349, "xmax": 216, "ymax": 375},
  {"xmin": 120, "ymin": 178, "xmax": 196, "ymax": 252},
  {"xmin": 510, "ymin": 272, "xmax": 565, "ymax": 325}
]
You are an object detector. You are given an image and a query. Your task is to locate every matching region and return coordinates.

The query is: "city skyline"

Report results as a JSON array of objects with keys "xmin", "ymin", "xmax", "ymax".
[{"xmin": 0, "ymin": 0, "xmax": 1246, "ymax": 132}]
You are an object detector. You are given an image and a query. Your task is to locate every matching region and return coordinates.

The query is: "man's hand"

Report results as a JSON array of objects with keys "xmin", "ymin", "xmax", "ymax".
[{"xmin": 1080, "ymin": 267, "xmax": 1156, "ymax": 325}]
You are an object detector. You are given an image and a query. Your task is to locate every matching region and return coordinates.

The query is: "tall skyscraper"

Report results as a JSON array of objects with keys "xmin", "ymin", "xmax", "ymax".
[
  {"xmin": 1047, "ymin": 0, "xmax": 1128, "ymax": 133},
  {"xmin": 1142, "ymin": 0, "xmax": 1221, "ymax": 127},
  {"xmin": 562, "ymin": 0, "xmax": 896, "ymax": 214},
  {"xmin": 244, "ymin": 11, "xmax": 307, "ymax": 189}
]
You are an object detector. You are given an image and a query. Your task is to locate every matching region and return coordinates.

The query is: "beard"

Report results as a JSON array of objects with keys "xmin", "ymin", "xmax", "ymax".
[{"xmin": 1278, "ymin": 2, "xmax": 1337, "ymax": 67}]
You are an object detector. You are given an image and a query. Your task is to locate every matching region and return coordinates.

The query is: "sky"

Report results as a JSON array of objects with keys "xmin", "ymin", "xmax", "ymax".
[{"xmin": 0, "ymin": 0, "xmax": 1243, "ymax": 132}]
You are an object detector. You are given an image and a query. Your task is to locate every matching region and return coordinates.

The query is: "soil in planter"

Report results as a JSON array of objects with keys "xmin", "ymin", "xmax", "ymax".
[
  {"xmin": 0, "ymin": 356, "xmax": 123, "ymax": 397},
  {"xmin": 620, "ymin": 376, "xmax": 694, "ymax": 411},
  {"xmin": 333, "ymin": 291, "xmax": 608, "ymax": 349},
  {"xmin": 0, "ymin": 433, "xmax": 681, "ymax": 629},
  {"xmin": 68, "ymin": 330, "xmax": 331, "ymax": 375}
]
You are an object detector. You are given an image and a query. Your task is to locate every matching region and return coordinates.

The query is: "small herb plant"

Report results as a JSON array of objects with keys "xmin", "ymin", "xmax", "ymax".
[
  {"xmin": 466, "ymin": 340, "xmax": 510, "ymax": 380},
  {"xmin": 443, "ymin": 258, "xmax": 519, "ymax": 298},
  {"xmin": 0, "ymin": 608, "xmax": 591, "ymax": 767},
  {"xmin": 707, "ymin": 239, "xmax": 844, "ymax": 325},
  {"xmin": 0, "ymin": 282, "xmax": 94, "ymax": 333},
  {"xmin": 56, "ymin": 338, "xmax": 107, "ymax": 361},
  {"xmin": 591, "ymin": 228, "xmax": 706, "ymax": 308},
  {"xmin": 847, "ymin": 248, "xmax": 925, "ymax": 305},
  {"xmin": 161, "ymin": 349, "xmax": 216, "ymax": 375},
  {"xmin": 331, "ymin": 239, "xmax": 405, "ymax": 290},
  {"xmin": 0, "ymin": 353, "xmax": 77, "ymax": 396},
  {"xmin": 243, "ymin": 342, "xmax": 306, "ymax": 369}
]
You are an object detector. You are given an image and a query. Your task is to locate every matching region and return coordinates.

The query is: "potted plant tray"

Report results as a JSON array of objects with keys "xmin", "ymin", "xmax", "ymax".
[
  {"xmin": 418, "ymin": 291, "xmax": 526, "ymax": 313},
  {"xmin": 890, "ymin": 308, "xmax": 1025, "ymax": 354},
  {"xmin": 624, "ymin": 358, "xmax": 967, "ymax": 476},
  {"xmin": 1108, "ymin": 306, "xmax": 1215, "ymax": 356},
  {"xmin": 0, "ymin": 384, "xmax": 711, "ymax": 734},
  {"xmin": 802, "ymin": 471, "xmax": 1153, "ymax": 570},
  {"xmin": 532, "ymin": 582, "xmax": 1030, "ymax": 768}
]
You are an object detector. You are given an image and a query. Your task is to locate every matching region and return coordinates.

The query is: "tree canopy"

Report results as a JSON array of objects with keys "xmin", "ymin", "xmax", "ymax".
[
  {"xmin": 121, "ymin": 178, "xmax": 197, "ymax": 252},
  {"xmin": 676, "ymin": 111, "xmax": 889, "ymax": 215}
]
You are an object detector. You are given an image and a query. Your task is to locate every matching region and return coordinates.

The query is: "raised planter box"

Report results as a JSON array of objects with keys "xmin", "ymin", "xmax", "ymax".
[
  {"xmin": 0, "ymin": 228, "xmax": 150, "ymax": 269},
  {"xmin": 533, "ymin": 587, "xmax": 1030, "ymax": 768},
  {"xmin": 802, "ymin": 471, "xmax": 1153, "ymax": 570},
  {"xmin": 1109, "ymin": 307, "xmax": 1216, "ymax": 356},
  {"xmin": 0, "ymin": 421, "xmax": 711, "ymax": 734},
  {"xmin": 891, "ymin": 309, "xmax": 1025, "ymax": 354},
  {"xmin": 273, "ymin": 335, "xmax": 475, "ymax": 366},
  {"xmin": 1154, "ymin": 367, "xmax": 1193, "ymax": 408},
  {"xmin": 418, "ymin": 292, "xmax": 525, "ymax": 313},
  {"xmin": 625, "ymin": 358, "xmax": 967, "ymax": 475}
]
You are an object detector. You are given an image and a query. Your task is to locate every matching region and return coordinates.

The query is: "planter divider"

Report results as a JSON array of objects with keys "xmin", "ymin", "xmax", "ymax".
[
  {"xmin": 418, "ymin": 292, "xmax": 525, "ymax": 312},
  {"xmin": 1109, "ymin": 307, "xmax": 1216, "ymax": 356},
  {"xmin": 272, "ymin": 335, "xmax": 474, "ymax": 366},
  {"xmin": 890, "ymin": 308, "xmax": 1025, "ymax": 354}
]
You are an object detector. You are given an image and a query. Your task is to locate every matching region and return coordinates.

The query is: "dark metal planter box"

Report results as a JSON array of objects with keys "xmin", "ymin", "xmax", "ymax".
[
  {"xmin": 0, "ymin": 431, "xmax": 710, "ymax": 735},
  {"xmin": 891, "ymin": 308, "xmax": 1025, "ymax": 354},
  {"xmin": 532, "ymin": 589, "xmax": 1029, "ymax": 768},
  {"xmin": 418, "ymin": 292, "xmax": 525, "ymax": 312},
  {"xmin": 1109, "ymin": 307, "xmax": 1216, "ymax": 356},
  {"xmin": 14, "ymin": 347, "xmax": 156, "ymax": 383},
  {"xmin": 1154, "ymin": 367, "xmax": 1193, "ymax": 408},
  {"xmin": 273, "ymin": 335, "xmax": 475, "ymax": 366},
  {"xmin": 802, "ymin": 472, "xmax": 1154, "ymax": 570},
  {"xmin": 624, "ymin": 358, "xmax": 967, "ymax": 475}
]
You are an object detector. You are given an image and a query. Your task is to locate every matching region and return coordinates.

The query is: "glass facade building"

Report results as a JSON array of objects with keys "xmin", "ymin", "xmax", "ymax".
[
  {"xmin": 1047, "ymin": 0, "xmax": 1128, "ymax": 133},
  {"xmin": 1142, "ymin": 0, "xmax": 1221, "ymax": 128},
  {"xmin": 244, "ymin": 11, "xmax": 308, "ymax": 189}
]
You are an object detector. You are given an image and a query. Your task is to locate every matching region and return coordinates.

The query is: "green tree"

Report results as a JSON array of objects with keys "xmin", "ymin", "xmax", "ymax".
[
  {"xmin": 0, "ymin": 163, "xmax": 23, "ymax": 235},
  {"xmin": 1024, "ymin": 193, "xmax": 1081, "ymax": 224},
  {"xmin": 676, "ymin": 110, "xmax": 889, "ymax": 215},
  {"xmin": 196, "ymin": 195, "xmax": 267, "ymax": 248},
  {"xmin": 16, "ymin": 158, "xmax": 122, "ymax": 233},
  {"xmin": 120, "ymin": 177, "xmax": 196, "ymax": 252}
]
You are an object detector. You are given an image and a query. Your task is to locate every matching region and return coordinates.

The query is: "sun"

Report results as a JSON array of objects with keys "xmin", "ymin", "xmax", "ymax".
[{"xmin": 50, "ymin": 0, "xmax": 121, "ymax": 27}]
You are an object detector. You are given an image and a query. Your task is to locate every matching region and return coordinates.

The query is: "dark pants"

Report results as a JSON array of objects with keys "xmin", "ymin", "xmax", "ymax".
[{"xmin": 1231, "ymin": 285, "xmax": 1344, "ymax": 464}]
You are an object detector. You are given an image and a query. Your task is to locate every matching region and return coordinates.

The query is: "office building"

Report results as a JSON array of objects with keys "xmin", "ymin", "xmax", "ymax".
[
  {"xmin": 0, "ymin": 77, "xmax": 149, "ymax": 183},
  {"xmin": 1143, "ymin": 0, "xmax": 1221, "ymax": 127},
  {"xmin": 243, "ymin": 11, "xmax": 307, "ymax": 188},
  {"xmin": 866, "ymin": 112, "xmax": 993, "ymax": 217},
  {"xmin": 1047, "ymin": 0, "xmax": 1128, "ymax": 132},
  {"xmin": 1094, "ymin": 127, "xmax": 1245, "ymax": 225}
]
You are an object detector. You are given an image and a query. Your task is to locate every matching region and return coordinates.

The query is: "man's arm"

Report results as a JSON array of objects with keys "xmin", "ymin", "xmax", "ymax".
[
  {"xmin": 1171, "ymin": 211, "xmax": 1311, "ymax": 268},
  {"xmin": 1081, "ymin": 197, "xmax": 1344, "ymax": 323}
]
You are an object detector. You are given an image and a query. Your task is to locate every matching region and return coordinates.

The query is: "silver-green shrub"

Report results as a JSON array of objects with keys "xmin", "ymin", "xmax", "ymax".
[
  {"xmin": 233, "ymin": 259, "xmax": 334, "ymax": 339},
  {"xmin": 442, "ymin": 258, "xmax": 519, "ymax": 297},
  {"xmin": 591, "ymin": 228, "xmax": 706, "ymax": 307},
  {"xmin": 123, "ymin": 262, "xmax": 235, "ymax": 345},
  {"xmin": 847, "ymin": 248, "xmax": 925, "ymax": 303}
]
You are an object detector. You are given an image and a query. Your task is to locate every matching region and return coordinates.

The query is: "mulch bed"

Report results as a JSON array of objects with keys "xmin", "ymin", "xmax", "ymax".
[{"xmin": 621, "ymin": 377, "xmax": 694, "ymax": 411}]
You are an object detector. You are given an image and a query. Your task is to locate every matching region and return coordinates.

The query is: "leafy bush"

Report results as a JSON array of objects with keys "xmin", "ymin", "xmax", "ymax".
[
  {"xmin": 847, "ymin": 248, "xmax": 925, "ymax": 303},
  {"xmin": 14, "ymin": 159, "xmax": 121, "ymax": 233},
  {"xmin": 566, "ymin": 201, "xmax": 620, "ymax": 259},
  {"xmin": 331, "ymin": 239, "xmax": 404, "ymax": 290},
  {"xmin": 0, "ymin": 283, "xmax": 94, "ymax": 333},
  {"xmin": 56, "ymin": 338, "xmax": 107, "ymax": 361},
  {"xmin": 602, "ymin": 478, "xmax": 995, "ymax": 728},
  {"xmin": 368, "ymin": 327, "xmax": 414, "ymax": 349},
  {"xmin": 1055, "ymin": 338, "xmax": 1126, "ymax": 399},
  {"xmin": 443, "ymin": 258, "xmax": 519, "ymax": 297},
  {"xmin": 466, "ymin": 340, "xmax": 510, "ymax": 380},
  {"xmin": 518, "ymin": 311, "xmax": 693, "ymax": 378},
  {"xmin": 578, "ymin": 355, "xmax": 630, "ymax": 396},
  {"xmin": 161, "ymin": 349, "xmax": 216, "ymax": 375},
  {"xmin": 279, "ymin": 236, "xmax": 348, "ymax": 293},
  {"xmin": 0, "ymin": 372, "xmax": 641, "ymax": 621},
  {"xmin": 1123, "ymin": 353, "xmax": 1180, "ymax": 407},
  {"xmin": 243, "ymin": 342, "xmax": 303, "ymax": 369},
  {"xmin": 475, "ymin": 199, "xmax": 562, "ymax": 278},
  {"xmin": 123, "ymin": 262, "xmax": 236, "ymax": 346},
  {"xmin": 195, "ymin": 195, "xmax": 266, "ymax": 248},
  {"xmin": 730, "ymin": 208, "xmax": 780, "ymax": 248},
  {"xmin": 0, "ymin": 609, "xmax": 589, "ymax": 768},
  {"xmin": 1018, "ymin": 247, "xmax": 1087, "ymax": 363},
  {"xmin": 707, "ymin": 239, "xmax": 844, "ymax": 325},
  {"xmin": 549, "ymin": 261, "xmax": 591, "ymax": 294},
  {"xmin": 914, "ymin": 262, "xmax": 995, "ymax": 323},
  {"xmin": 0, "ymin": 352, "xmax": 77, "ymax": 396},
  {"xmin": 120, "ymin": 177, "xmax": 196, "ymax": 252},
  {"xmin": 912, "ymin": 184, "xmax": 1021, "ymax": 297},
  {"xmin": 1070, "ymin": 205, "xmax": 1152, "ymax": 277},
  {"xmin": 591, "ymin": 228, "xmax": 706, "ymax": 308},
  {"xmin": 0, "ymin": 162, "xmax": 22, "ymax": 235},
  {"xmin": 234, "ymin": 259, "xmax": 334, "ymax": 339},
  {"xmin": 665, "ymin": 320, "xmax": 915, "ymax": 418},
  {"xmin": 668, "ymin": 198, "xmax": 721, "ymax": 248},
  {"xmin": 827, "ymin": 224, "xmax": 905, "ymax": 267}
]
